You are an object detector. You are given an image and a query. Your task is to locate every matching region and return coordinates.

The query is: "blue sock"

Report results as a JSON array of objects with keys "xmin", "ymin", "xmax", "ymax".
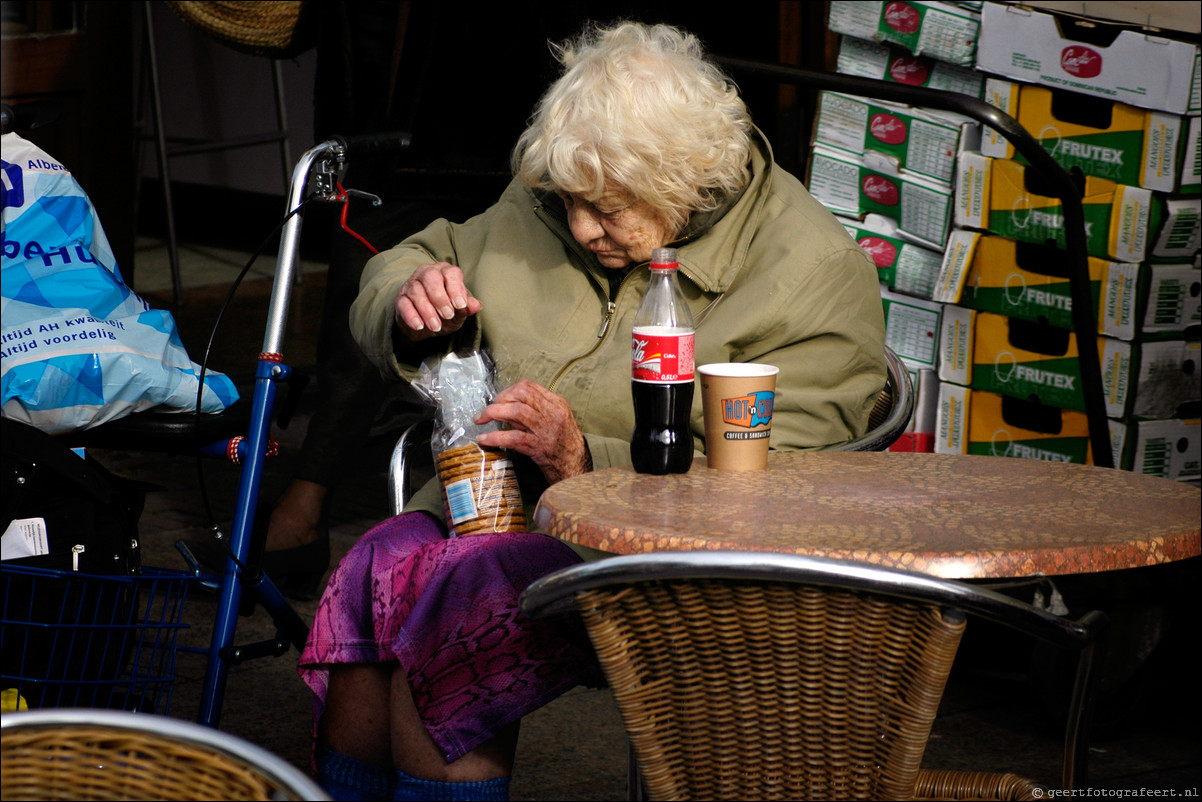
[
  {"xmin": 316, "ymin": 746, "xmax": 396, "ymax": 801},
  {"xmin": 392, "ymin": 768, "xmax": 510, "ymax": 801}
]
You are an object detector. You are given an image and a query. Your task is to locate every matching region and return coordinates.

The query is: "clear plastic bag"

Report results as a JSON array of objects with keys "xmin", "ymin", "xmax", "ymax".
[{"xmin": 412, "ymin": 350, "xmax": 526, "ymax": 536}]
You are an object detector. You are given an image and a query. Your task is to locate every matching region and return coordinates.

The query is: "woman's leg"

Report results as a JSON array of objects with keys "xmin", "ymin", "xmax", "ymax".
[
  {"xmin": 318, "ymin": 662, "xmax": 519, "ymax": 781},
  {"xmin": 388, "ymin": 664, "xmax": 519, "ymax": 782}
]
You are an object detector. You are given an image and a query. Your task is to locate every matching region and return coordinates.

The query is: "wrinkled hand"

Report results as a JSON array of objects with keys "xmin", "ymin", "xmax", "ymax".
[
  {"xmin": 394, "ymin": 262, "xmax": 483, "ymax": 342},
  {"xmin": 475, "ymin": 379, "xmax": 592, "ymax": 485}
]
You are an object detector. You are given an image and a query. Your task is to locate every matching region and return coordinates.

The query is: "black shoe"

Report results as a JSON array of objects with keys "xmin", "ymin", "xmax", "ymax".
[{"xmin": 260, "ymin": 528, "xmax": 331, "ymax": 601}]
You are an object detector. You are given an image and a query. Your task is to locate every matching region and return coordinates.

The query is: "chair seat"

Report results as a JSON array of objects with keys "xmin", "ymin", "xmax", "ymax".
[{"xmin": 913, "ymin": 769, "xmax": 1042, "ymax": 801}]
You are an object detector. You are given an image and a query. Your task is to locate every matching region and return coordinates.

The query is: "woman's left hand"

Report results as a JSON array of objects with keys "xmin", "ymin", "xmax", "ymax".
[{"xmin": 475, "ymin": 379, "xmax": 591, "ymax": 485}]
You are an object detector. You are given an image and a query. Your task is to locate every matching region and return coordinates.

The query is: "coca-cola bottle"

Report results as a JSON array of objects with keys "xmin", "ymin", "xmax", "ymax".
[{"xmin": 630, "ymin": 247, "xmax": 695, "ymax": 474}]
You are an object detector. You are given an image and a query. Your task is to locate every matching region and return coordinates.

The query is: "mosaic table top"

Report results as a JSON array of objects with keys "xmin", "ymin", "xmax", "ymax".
[{"xmin": 534, "ymin": 452, "xmax": 1201, "ymax": 579}]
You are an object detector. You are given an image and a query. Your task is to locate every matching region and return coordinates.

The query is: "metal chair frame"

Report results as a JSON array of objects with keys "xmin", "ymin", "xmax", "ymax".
[{"xmin": 521, "ymin": 550, "xmax": 1109, "ymax": 799}]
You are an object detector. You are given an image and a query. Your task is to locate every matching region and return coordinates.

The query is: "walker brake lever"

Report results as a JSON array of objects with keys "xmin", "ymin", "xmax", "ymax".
[{"xmin": 342, "ymin": 188, "xmax": 383, "ymax": 207}]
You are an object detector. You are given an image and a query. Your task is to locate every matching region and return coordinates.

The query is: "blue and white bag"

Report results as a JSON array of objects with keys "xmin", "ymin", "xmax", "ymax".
[{"xmin": 2, "ymin": 132, "xmax": 238, "ymax": 434}]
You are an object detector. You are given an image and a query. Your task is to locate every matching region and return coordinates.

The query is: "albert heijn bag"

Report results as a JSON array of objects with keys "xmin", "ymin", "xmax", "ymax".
[{"xmin": 1, "ymin": 132, "xmax": 238, "ymax": 434}]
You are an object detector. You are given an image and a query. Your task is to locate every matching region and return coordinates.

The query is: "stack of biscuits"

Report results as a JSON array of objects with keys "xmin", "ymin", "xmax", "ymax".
[{"xmin": 435, "ymin": 442, "xmax": 527, "ymax": 536}]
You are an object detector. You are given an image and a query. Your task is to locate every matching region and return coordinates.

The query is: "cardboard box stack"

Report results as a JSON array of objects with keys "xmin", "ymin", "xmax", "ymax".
[{"xmin": 812, "ymin": 1, "xmax": 1200, "ymax": 482}]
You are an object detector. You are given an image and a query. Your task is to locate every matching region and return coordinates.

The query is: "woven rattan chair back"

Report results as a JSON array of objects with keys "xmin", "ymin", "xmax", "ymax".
[
  {"xmin": 521, "ymin": 552, "xmax": 1097, "ymax": 801},
  {"xmin": 0, "ymin": 709, "xmax": 328, "ymax": 801},
  {"xmin": 576, "ymin": 578, "xmax": 964, "ymax": 801}
]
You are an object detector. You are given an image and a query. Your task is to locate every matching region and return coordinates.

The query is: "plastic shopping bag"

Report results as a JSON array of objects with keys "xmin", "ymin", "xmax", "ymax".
[{"xmin": 1, "ymin": 133, "xmax": 238, "ymax": 434}]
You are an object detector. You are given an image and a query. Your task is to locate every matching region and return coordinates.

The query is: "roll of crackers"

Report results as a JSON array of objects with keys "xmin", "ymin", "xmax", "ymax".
[{"xmin": 435, "ymin": 442, "xmax": 527, "ymax": 536}]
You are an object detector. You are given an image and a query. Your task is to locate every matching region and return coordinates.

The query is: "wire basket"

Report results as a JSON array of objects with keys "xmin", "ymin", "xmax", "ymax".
[{"xmin": 1, "ymin": 565, "xmax": 194, "ymax": 715}]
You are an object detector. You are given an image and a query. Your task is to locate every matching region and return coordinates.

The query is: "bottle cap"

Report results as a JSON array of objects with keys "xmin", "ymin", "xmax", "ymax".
[{"xmin": 650, "ymin": 247, "xmax": 678, "ymax": 268}]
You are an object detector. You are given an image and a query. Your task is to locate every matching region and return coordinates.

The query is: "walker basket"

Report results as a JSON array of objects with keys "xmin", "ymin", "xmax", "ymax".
[{"xmin": 1, "ymin": 565, "xmax": 193, "ymax": 714}]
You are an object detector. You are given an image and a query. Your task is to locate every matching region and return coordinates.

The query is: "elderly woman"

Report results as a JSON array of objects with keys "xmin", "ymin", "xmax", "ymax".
[{"xmin": 300, "ymin": 20, "xmax": 885, "ymax": 800}]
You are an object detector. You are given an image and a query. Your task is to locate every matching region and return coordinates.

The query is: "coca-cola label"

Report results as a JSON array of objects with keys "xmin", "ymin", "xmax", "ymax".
[
  {"xmin": 1061, "ymin": 46, "xmax": 1102, "ymax": 78},
  {"xmin": 869, "ymin": 113, "xmax": 908, "ymax": 145},
  {"xmin": 632, "ymin": 329, "xmax": 694, "ymax": 382},
  {"xmin": 883, "ymin": 2, "xmax": 921, "ymax": 34},
  {"xmin": 889, "ymin": 56, "xmax": 930, "ymax": 86},
  {"xmin": 721, "ymin": 390, "xmax": 775, "ymax": 429},
  {"xmin": 863, "ymin": 175, "xmax": 900, "ymax": 206},
  {"xmin": 858, "ymin": 236, "xmax": 898, "ymax": 268}
]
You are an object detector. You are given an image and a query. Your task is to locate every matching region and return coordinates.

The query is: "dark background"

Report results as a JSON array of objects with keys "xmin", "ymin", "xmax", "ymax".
[{"xmin": 2, "ymin": 1, "xmax": 837, "ymax": 287}]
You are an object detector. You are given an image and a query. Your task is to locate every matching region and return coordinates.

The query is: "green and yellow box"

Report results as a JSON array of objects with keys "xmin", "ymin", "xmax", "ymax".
[
  {"xmin": 933, "ymin": 231, "xmax": 1199, "ymax": 341},
  {"xmin": 981, "ymin": 79, "xmax": 1186, "ymax": 192},
  {"xmin": 955, "ymin": 152, "xmax": 1159, "ymax": 262},
  {"xmin": 935, "ymin": 383, "xmax": 1124, "ymax": 465},
  {"xmin": 937, "ymin": 306, "xmax": 1135, "ymax": 416}
]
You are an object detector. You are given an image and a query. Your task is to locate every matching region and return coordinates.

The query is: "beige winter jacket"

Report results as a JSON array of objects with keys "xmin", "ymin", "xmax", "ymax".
[{"xmin": 351, "ymin": 132, "xmax": 886, "ymax": 525}]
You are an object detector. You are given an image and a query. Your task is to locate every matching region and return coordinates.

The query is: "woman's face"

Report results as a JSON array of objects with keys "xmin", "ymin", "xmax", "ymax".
[{"xmin": 560, "ymin": 187, "xmax": 677, "ymax": 269}]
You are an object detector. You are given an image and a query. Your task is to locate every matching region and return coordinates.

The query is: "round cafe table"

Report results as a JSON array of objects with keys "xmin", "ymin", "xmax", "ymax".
[{"xmin": 533, "ymin": 451, "xmax": 1201, "ymax": 579}]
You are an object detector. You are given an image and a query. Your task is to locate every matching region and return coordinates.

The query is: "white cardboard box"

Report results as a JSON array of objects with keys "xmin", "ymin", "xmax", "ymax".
[
  {"xmin": 828, "ymin": 0, "xmax": 981, "ymax": 67},
  {"xmin": 841, "ymin": 215, "xmax": 944, "ymax": 299},
  {"xmin": 814, "ymin": 91, "xmax": 979, "ymax": 186},
  {"xmin": 1124, "ymin": 417, "xmax": 1201, "ymax": 482},
  {"xmin": 1182, "ymin": 115, "xmax": 1201, "ymax": 195},
  {"xmin": 836, "ymin": 35, "xmax": 985, "ymax": 98},
  {"xmin": 810, "ymin": 146, "xmax": 955, "ymax": 249},
  {"xmin": 976, "ymin": 1, "xmax": 1201, "ymax": 115},
  {"xmin": 881, "ymin": 284, "xmax": 943, "ymax": 372}
]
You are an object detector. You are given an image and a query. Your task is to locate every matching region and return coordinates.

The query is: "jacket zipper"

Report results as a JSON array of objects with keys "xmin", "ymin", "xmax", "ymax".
[{"xmin": 533, "ymin": 202, "xmax": 702, "ymax": 395}]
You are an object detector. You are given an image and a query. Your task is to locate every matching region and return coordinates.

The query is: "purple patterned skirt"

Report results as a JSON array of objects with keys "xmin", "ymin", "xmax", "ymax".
[{"xmin": 298, "ymin": 512, "xmax": 602, "ymax": 762}]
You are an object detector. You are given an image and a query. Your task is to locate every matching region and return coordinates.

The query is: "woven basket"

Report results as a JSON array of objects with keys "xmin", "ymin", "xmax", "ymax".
[{"xmin": 166, "ymin": 1, "xmax": 317, "ymax": 59}]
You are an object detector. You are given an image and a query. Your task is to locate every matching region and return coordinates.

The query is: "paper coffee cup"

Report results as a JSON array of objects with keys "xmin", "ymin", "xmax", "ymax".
[{"xmin": 699, "ymin": 363, "xmax": 779, "ymax": 470}]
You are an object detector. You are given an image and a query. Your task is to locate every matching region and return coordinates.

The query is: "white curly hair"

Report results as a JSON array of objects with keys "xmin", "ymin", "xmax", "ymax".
[{"xmin": 512, "ymin": 21, "xmax": 753, "ymax": 235}]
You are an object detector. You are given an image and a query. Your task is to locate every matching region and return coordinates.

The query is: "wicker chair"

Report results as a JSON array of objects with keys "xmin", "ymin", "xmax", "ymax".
[
  {"xmin": 521, "ymin": 551, "xmax": 1108, "ymax": 802},
  {"xmin": 0, "ymin": 709, "xmax": 328, "ymax": 801}
]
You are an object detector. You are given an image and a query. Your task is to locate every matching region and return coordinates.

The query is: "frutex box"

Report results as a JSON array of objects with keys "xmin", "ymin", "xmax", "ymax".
[
  {"xmin": 1121, "ymin": 417, "xmax": 1201, "ymax": 482},
  {"xmin": 955, "ymin": 152, "xmax": 1157, "ymax": 262},
  {"xmin": 937, "ymin": 306, "xmax": 1135, "ymax": 417},
  {"xmin": 841, "ymin": 215, "xmax": 943, "ymax": 299},
  {"xmin": 836, "ymin": 35, "xmax": 984, "ymax": 99},
  {"xmin": 933, "ymin": 230, "xmax": 1198, "ymax": 341},
  {"xmin": 814, "ymin": 92, "xmax": 979, "ymax": 186},
  {"xmin": 976, "ymin": 1, "xmax": 1201, "ymax": 115},
  {"xmin": 935, "ymin": 383, "xmax": 1124, "ymax": 465},
  {"xmin": 810, "ymin": 146, "xmax": 954, "ymax": 249},
  {"xmin": 828, "ymin": 0, "xmax": 980, "ymax": 68},
  {"xmin": 981, "ymin": 79, "xmax": 1185, "ymax": 193}
]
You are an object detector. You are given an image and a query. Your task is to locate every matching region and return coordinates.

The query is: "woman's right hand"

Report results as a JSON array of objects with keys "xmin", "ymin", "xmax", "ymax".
[{"xmin": 393, "ymin": 262, "xmax": 483, "ymax": 342}]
